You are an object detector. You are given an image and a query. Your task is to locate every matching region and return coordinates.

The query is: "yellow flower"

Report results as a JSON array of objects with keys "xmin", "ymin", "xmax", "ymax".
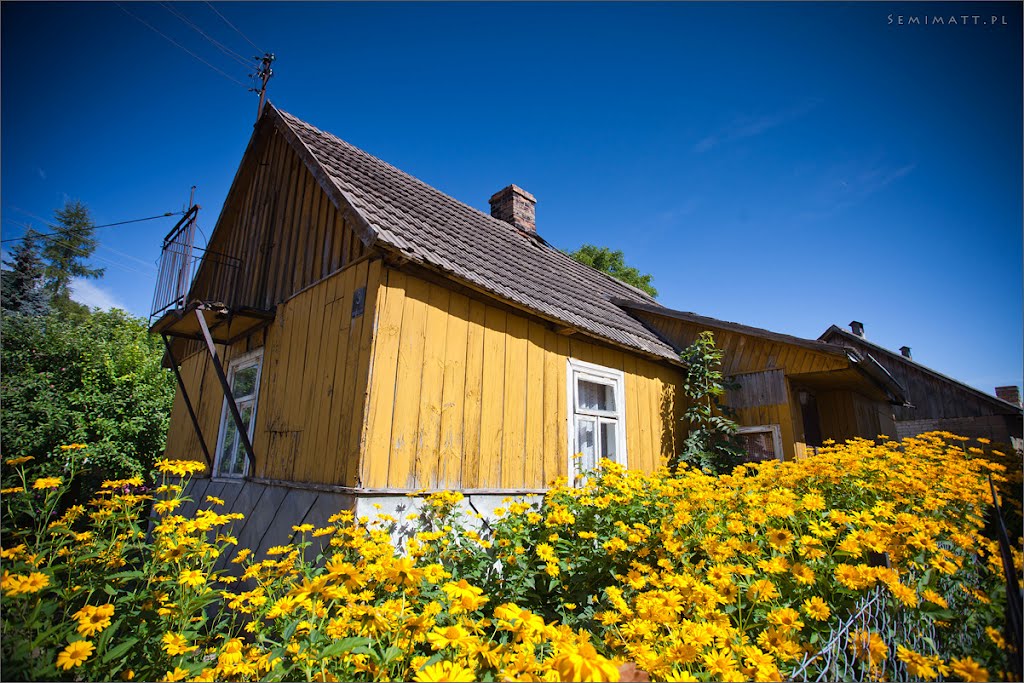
[
  {"xmin": 74, "ymin": 604, "xmax": 114, "ymax": 636},
  {"xmin": 766, "ymin": 527, "xmax": 793, "ymax": 551},
  {"xmin": 550, "ymin": 642, "xmax": 620, "ymax": 682},
  {"xmin": 0, "ymin": 486, "xmax": 25, "ymax": 494},
  {"xmin": 32, "ymin": 477, "xmax": 62, "ymax": 490},
  {"xmin": 848, "ymin": 629, "xmax": 887, "ymax": 667},
  {"xmin": 802, "ymin": 596, "xmax": 831, "ymax": 621},
  {"xmin": 896, "ymin": 645, "xmax": 946, "ymax": 680},
  {"xmin": 950, "ymin": 656, "xmax": 989, "ymax": 682},
  {"xmin": 205, "ymin": 495, "xmax": 225, "ymax": 505},
  {"xmin": 13, "ymin": 572, "xmax": 49, "ymax": 594},
  {"xmin": 56, "ymin": 640, "xmax": 94, "ymax": 670},
  {"xmin": 426, "ymin": 625, "xmax": 474, "ymax": 650},
  {"xmin": 178, "ymin": 569, "xmax": 205, "ymax": 587},
  {"xmin": 163, "ymin": 666, "xmax": 191, "ymax": 681},
  {"xmin": 292, "ymin": 523, "xmax": 314, "ymax": 533},
  {"xmin": 162, "ymin": 632, "xmax": 199, "ymax": 656},
  {"xmin": 5, "ymin": 456, "xmax": 33, "ymax": 465},
  {"xmin": 413, "ymin": 661, "xmax": 476, "ymax": 682}
]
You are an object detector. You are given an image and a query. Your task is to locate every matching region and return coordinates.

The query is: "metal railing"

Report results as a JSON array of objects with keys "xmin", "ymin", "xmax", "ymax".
[
  {"xmin": 150, "ymin": 206, "xmax": 243, "ymax": 320},
  {"xmin": 151, "ymin": 207, "xmax": 199, "ymax": 319}
]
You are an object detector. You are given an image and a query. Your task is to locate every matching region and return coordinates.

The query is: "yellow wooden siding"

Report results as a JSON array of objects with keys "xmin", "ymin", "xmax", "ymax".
[
  {"xmin": 189, "ymin": 127, "xmax": 367, "ymax": 312},
  {"xmin": 360, "ymin": 268, "xmax": 682, "ymax": 490},
  {"xmin": 164, "ymin": 261, "xmax": 381, "ymax": 485}
]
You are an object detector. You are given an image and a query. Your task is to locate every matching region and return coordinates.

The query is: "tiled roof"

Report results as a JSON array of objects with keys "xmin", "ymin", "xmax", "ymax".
[{"xmin": 273, "ymin": 106, "xmax": 679, "ymax": 361}]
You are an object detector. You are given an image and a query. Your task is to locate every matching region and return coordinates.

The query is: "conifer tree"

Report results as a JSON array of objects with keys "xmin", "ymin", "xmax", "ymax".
[
  {"xmin": 1, "ymin": 230, "xmax": 50, "ymax": 316},
  {"xmin": 42, "ymin": 200, "xmax": 104, "ymax": 306}
]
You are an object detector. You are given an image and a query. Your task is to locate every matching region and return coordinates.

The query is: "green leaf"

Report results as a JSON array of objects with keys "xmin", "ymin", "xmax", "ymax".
[{"xmin": 102, "ymin": 637, "xmax": 138, "ymax": 664}]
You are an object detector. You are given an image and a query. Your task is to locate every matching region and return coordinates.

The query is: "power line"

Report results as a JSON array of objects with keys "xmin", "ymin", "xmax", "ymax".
[
  {"xmin": 114, "ymin": 2, "xmax": 249, "ymax": 89},
  {"xmin": 6, "ymin": 208, "xmax": 158, "ymax": 270},
  {"xmin": 1, "ymin": 211, "xmax": 184, "ymax": 244},
  {"xmin": 160, "ymin": 2, "xmax": 252, "ymax": 69},
  {"xmin": 204, "ymin": 1, "xmax": 263, "ymax": 54},
  {"xmin": 6, "ymin": 221, "xmax": 156, "ymax": 280}
]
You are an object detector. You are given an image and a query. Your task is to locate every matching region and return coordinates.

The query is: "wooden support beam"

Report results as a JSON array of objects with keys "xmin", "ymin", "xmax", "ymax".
[
  {"xmin": 162, "ymin": 334, "xmax": 212, "ymax": 470},
  {"xmin": 195, "ymin": 309, "xmax": 257, "ymax": 475}
]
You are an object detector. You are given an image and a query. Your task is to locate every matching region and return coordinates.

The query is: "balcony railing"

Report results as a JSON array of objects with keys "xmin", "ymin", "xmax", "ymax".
[{"xmin": 150, "ymin": 206, "xmax": 242, "ymax": 321}]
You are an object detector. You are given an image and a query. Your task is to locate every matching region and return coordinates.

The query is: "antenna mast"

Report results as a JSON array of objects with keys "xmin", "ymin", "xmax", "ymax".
[{"xmin": 252, "ymin": 53, "xmax": 275, "ymax": 121}]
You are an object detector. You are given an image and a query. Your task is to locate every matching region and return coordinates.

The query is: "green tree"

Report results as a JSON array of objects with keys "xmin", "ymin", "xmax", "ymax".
[
  {"xmin": 0, "ymin": 308, "xmax": 175, "ymax": 492},
  {"xmin": 1, "ymin": 230, "xmax": 50, "ymax": 316},
  {"xmin": 568, "ymin": 244, "xmax": 657, "ymax": 297},
  {"xmin": 41, "ymin": 200, "xmax": 104, "ymax": 309},
  {"xmin": 674, "ymin": 331, "xmax": 745, "ymax": 474}
]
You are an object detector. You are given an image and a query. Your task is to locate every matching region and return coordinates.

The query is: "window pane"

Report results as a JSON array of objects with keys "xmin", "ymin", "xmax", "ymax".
[
  {"xmin": 576, "ymin": 417, "xmax": 597, "ymax": 474},
  {"xmin": 739, "ymin": 431, "xmax": 776, "ymax": 463},
  {"xmin": 232, "ymin": 366, "xmax": 258, "ymax": 399},
  {"xmin": 578, "ymin": 379, "xmax": 615, "ymax": 412},
  {"xmin": 600, "ymin": 421, "xmax": 617, "ymax": 461},
  {"xmin": 219, "ymin": 418, "xmax": 239, "ymax": 475}
]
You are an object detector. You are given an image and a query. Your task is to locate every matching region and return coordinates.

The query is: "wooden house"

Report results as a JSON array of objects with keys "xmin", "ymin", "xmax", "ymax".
[
  {"xmin": 821, "ymin": 322, "xmax": 1023, "ymax": 448},
  {"xmin": 150, "ymin": 104, "xmax": 908, "ymax": 537}
]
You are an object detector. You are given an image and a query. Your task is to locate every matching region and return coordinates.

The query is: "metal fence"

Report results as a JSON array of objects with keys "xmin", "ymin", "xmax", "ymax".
[{"xmin": 789, "ymin": 560, "xmax": 1004, "ymax": 682}]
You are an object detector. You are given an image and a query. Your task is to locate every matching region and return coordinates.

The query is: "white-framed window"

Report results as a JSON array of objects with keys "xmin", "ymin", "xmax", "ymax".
[
  {"xmin": 566, "ymin": 358, "xmax": 627, "ymax": 483},
  {"xmin": 737, "ymin": 424, "xmax": 784, "ymax": 463},
  {"xmin": 213, "ymin": 348, "xmax": 264, "ymax": 478}
]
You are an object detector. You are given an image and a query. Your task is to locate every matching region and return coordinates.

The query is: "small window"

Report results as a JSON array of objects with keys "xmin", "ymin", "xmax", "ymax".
[
  {"xmin": 214, "ymin": 349, "xmax": 263, "ymax": 478},
  {"xmin": 567, "ymin": 359, "xmax": 627, "ymax": 483},
  {"xmin": 737, "ymin": 425, "xmax": 783, "ymax": 463}
]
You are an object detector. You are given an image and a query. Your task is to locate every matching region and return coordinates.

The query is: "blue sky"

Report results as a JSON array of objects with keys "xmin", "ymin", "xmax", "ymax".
[{"xmin": 2, "ymin": 2, "xmax": 1021, "ymax": 395}]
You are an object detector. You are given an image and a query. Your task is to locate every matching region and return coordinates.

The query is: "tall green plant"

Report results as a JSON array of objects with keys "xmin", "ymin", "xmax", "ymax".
[
  {"xmin": 0, "ymin": 308, "xmax": 175, "ymax": 491},
  {"xmin": 675, "ymin": 330, "xmax": 745, "ymax": 474}
]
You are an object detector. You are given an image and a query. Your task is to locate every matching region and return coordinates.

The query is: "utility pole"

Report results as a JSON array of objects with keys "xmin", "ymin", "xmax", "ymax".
[{"xmin": 252, "ymin": 53, "xmax": 275, "ymax": 122}]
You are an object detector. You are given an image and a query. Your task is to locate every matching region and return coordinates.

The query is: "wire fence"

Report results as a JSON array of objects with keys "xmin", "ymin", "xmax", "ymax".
[{"xmin": 789, "ymin": 558, "xmax": 1004, "ymax": 682}]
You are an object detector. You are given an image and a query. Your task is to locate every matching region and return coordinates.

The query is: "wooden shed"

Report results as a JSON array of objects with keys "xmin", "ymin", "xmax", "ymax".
[
  {"xmin": 821, "ymin": 323, "xmax": 1023, "ymax": 447},
  {"xmin": 150, "ymin": 104, "xmax": 908, "ymax": 533}
]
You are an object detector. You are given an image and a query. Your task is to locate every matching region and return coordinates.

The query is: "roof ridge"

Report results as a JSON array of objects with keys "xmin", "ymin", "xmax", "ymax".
[{"xmin": 820, "ymin": 326, "xmax": 1021, "ymax": 412}]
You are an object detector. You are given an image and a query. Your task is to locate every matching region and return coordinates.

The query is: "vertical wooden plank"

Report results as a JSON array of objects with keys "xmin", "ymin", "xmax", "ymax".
[
  {"xmin": 274, "ymin": 291, "xmax": 311, "ymax": 480},
  {"xmin": 637, "ymin": 364, "xmax": 656, "ymax": 472},
  {"xmin": 308, "ymin": 275, "xmax": 345, "ymax": 483},
  {"xmin": 252, "ymin": 324, "xmax": 281, "ymax": 475},
  {"xmin": 414, "ymin": 283, "xmax": 450, "ymax": 488},
  {"xmin": 555, "ymin": 335, "xmax": 570, "ymax": 480},
  {"xmin": 437, "ymin": 292, "xmax": 469, "ymax": 489},
  {"xmin": 329, "ymin": 264, "xmax": 360, "ymax": 481},
  {"xmin": 622, "ymin": 353, "xmax": 642, "ymax": 468},
  {"xmin": 461, "ymin": 300, "xmax": 486, "ymax": 488},
  {"xmin": 294, "ymin": 281, "xmax": 330, "ymax": 482},
  {"xmin": 524, "ymin": 322, "xmax": 546, "ymax": 489},
  {"xmin": 387, "ymin": 275, "xmax": 430, "ymax": 489},
  {"xmin": 362, "ymin": 269, "xmax": 405, "ymax": 489},
  {"xmin": 501, "ymin": 314, "xmax": 529, "ymax": 489},
  {"xmin": 478, "ymin": 306, "xmax": 507, "ymax": 489},
  {"xmin": 294, "ymin": 168, "xmax": 315, "ymax": 293},
  {"xmin": 275, "ymin": 149, "xmax": 302, "ymax": 303},
  {"xmin": 347, "ymin": 259, "xmax": 382, "ymax": 486},
  {"xmin": 541, "ymin": 330, "xmax": 562, "ymax": 486}
]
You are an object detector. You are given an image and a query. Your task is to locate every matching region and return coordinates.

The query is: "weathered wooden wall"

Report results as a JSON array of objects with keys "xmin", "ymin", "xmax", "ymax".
[
  {"xmin": 359, "ymin": 268, "xmax": 683, "ymax": 491},
  {"xmin": 190, "ymin": 126, "xmax": 367, "ymax": 312},
  {"xmin": 816, "ymin": 390, "xmax": 896, "ymax": 444},
  {"xmin": 165, "ymin": 261, "xmax": 382, "ymax": 486},
  {"xmin": 633, "ymin": 313, "xmax": 857, "ymax": 459}
]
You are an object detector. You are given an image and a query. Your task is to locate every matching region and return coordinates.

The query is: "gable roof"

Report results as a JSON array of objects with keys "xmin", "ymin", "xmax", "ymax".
[
  {"xmin": 615, "ymin": 299, "xmax": 851, "ymax": 359},
  {"xmin": 820, "ymin": 325, "xmax": 1021, "ymax": 414},
  {"xmin": 265, "ymin": 105, "xmax": 679, "ymax": 362}
]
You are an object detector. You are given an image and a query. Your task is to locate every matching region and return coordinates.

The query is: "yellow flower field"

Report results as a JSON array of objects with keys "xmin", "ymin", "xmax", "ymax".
[{"xmin": 1, "ymin": 432, "xmax": 1020, "ymax": 681}]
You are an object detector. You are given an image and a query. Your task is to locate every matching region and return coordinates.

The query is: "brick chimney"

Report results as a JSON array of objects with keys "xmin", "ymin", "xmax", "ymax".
[
  {"xmin": 849, "ymin": 321, "xmax": 865, "ymax": 338},
  {"xmin": 995, "ymin": 385, "xmax": 1021, "ymax": 406},
  {"xmin": 899, "ymin": 346, "xmax": 912, "ymax": 359},
  {"xmin": 489, "ymin": 185, "xmax": 536, "ymax": 233}
]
